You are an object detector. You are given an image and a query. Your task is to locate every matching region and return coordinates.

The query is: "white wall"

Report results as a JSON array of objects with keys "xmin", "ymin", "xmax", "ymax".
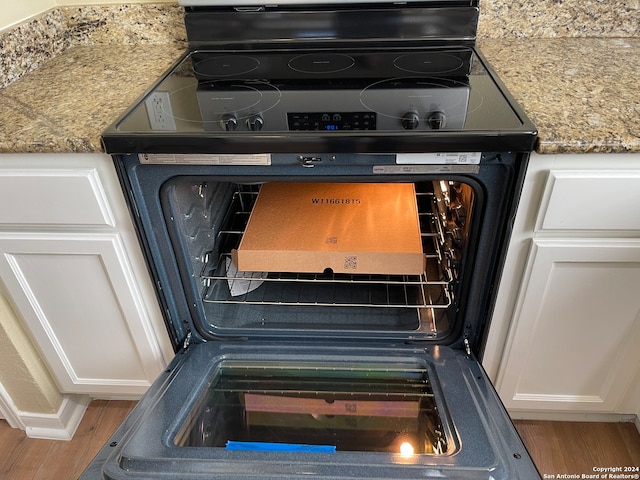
[
  {"xmin": 1, "ymin": 0, "xmax": 55, "ymax": 31},
  {"xmin": 1, "ymin": 0, "xmax": 175, "ymax": 31}
]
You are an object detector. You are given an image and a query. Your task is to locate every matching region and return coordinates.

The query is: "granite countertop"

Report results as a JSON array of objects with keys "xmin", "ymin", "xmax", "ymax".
[
  {"xmin": 0, "ymin": 38, "xmax": 638, "ymax": 154},
  {"xmin": 0, "ymin": 44, "xmax": 184, "ymax": 153},
  {"xmin": 479, "ymin": 37, "xmax": 640, "ymax": 154}
]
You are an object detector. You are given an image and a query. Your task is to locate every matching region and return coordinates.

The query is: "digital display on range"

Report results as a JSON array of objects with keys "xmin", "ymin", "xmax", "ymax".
[{"xmin": 288, "ymin": 112, "xmax": 376, "ymax": 131}]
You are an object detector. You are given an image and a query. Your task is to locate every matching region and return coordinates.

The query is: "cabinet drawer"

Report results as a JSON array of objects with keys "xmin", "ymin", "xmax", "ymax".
[
  {"xmin": 538, "ymin": 170, "xmax": 640, "ymax": 231},
  {"xmin": 0, "ymin": 169, "xmax": 115, "ymax": 227}
]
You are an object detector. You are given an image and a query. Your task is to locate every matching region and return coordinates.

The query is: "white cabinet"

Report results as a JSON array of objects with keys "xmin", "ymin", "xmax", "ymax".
[
  {"xmin": 0, "ymin": 154, "xmax": 174, "ymax": 397},
  {"xmin": 483, "ymin": 153, "xmax": 640, "ymax": 416}
]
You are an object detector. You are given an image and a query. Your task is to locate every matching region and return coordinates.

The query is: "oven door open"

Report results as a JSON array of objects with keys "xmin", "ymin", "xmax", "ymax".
[
  {"xmin": 79, "ymin": 153, "xmax": 539, "ymax": 479},
  {"xmin": 81, "ymin": 341, "xmax": 538, "ymax": 479}
]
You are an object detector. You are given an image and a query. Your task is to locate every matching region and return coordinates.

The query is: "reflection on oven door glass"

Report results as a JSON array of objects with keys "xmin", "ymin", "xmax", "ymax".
[{"xmin": 174, "ymin": 360, "xmax": 450, "ymax": 455}]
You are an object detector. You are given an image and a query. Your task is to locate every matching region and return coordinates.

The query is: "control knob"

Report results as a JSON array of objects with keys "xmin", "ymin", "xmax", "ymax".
[
  {"xmin": 401, "ymin": 111, "xmax": 420, "ymax": 130},
  {"xmin": 219, "ymin": 114, "xmax": 238, "ymax": 131},
  {"xmin": 426, "ymin": 111, "xmax": 447, "ymax": 130},
  {"xmin": 246, "ymin": 114, "xmax": 264, "ymax": 132}
]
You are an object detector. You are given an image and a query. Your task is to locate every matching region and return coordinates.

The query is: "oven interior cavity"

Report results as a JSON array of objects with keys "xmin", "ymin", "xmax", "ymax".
[
  {"xmin": 161, "ymin": 179, "xmax": 474, "ymax": 337},
  {"xmin": 174, "ymin": 360, "xmax": 451, "ymax": 456}
]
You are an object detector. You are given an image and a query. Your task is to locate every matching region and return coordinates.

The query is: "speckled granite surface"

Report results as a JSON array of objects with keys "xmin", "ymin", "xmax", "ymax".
[
  {"xmin": 0, "ymin": 9, "xmax": 69, "ymax": 89},
  {"xmin": 479, "ymin": 37, "xmax": 640, "ymax": 154},
  {"xmin": 0, "ymin": 44, "xmax": 184, "ymax": 152},
  {"xmin": 63, "ymin": 4, "xmax": 186, "ymax": 46},
  {"xmin": 477, "ymin": 0, "xmax": 640, "ymax": 39},
  {"xmin": 0, "ymin": 3, "xmax": 186, "ymax": 89}
]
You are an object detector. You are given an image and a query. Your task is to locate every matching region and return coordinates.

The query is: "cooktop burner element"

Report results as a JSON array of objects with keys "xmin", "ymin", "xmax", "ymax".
[
  {"xmin": 288, "ymin": 53, "xmax": 356, "ymax": 74},
  {"xmin": 194, "ymin": 55, "xmax": 261, "ymax": 77},
  {"xmin": 393, "ymin": 52, "xmax": 466, "ymax": 75}
]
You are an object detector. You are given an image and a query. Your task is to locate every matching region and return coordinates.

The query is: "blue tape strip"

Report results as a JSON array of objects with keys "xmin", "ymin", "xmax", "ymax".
[{"xmin": 225, "ymin": 441, "xmax": 336, "ymax": 453}]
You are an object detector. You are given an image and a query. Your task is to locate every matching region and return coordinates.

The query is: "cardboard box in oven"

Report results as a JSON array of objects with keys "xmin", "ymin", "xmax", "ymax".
[{"xmin": 232, "ymin": 182, "xmax": 425, "ymax": 275}]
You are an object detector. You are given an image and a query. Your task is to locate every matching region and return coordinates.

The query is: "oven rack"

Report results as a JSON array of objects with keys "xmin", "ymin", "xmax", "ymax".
[
  {"xmin": 201, "ymin": 253, "xmax": 452, "ymax": 309},
  {"xmin": 199, "ymin": 186, "xmax": 455, "ymax": 310}
]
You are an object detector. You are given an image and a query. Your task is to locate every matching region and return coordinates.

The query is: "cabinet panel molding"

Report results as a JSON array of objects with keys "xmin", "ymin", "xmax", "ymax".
[
  {"xmin": 0, "ymin": 168, "xmax": 115, "ymax": 227},
  {"xmin": 538, "ymin": 170, "xmax": 640, "ymax": 231},
  {"xmin": 497, "ymin": 238, "xmax": 640, "ymax": 413}
]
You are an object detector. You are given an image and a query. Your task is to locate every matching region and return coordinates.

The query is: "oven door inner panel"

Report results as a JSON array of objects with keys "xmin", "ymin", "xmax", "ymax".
[{"xmin": 101, "ymin": 342, "xmax": 537, "ymax": 479}]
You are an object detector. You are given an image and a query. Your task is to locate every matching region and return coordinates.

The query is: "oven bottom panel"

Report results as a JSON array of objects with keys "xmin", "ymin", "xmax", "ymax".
[{"xmin": 80, "ymin": 342, "xmax": 540, "ymax": 480}]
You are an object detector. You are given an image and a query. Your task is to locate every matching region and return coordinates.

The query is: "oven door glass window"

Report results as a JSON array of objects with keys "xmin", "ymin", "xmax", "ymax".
[{"xmin": 174, "ymin": 360, "xmax": 453, "ymax": 456}]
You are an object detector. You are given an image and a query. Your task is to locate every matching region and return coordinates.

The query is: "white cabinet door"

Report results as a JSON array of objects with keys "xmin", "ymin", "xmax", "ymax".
[
  {"xmin": 497, "ymin": 238, "xmax": 640, "ymax": 413},
  {"xmin": 0, "ymin": 232, "xmax": 166, "ymax": 396}
]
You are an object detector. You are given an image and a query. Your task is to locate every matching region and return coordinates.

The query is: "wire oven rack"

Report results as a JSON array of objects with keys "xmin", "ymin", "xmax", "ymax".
[{"xmin": 200, "ymin": 186, "xmax": 455, "ymax": 311}]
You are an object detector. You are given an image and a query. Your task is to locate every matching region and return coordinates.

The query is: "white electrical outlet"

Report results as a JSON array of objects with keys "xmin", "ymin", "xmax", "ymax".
[{"xmin": 145, "ymin": 92, "xmax": 177, "ymax": 131}]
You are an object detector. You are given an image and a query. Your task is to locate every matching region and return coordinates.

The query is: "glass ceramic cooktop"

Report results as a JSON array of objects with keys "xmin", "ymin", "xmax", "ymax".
[{"xmin": 111, "ymin": 47, "xmax": 525, "ymax": 136}]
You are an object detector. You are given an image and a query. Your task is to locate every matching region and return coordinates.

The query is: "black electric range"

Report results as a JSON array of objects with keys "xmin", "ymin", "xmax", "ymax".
[{"xmin": 82, "ymin": 1, "xmax": 540, "ymax": 479}]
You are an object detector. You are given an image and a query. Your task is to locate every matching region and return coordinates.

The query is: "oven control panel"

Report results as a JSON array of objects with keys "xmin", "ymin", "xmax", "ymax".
[
  {"xmin": 197, "ymin": 85, "xmax": 469, "ymax": 133},
  {"xmin": 288, "ymin": 112, "xmax": 376, "ymax": 131}
]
